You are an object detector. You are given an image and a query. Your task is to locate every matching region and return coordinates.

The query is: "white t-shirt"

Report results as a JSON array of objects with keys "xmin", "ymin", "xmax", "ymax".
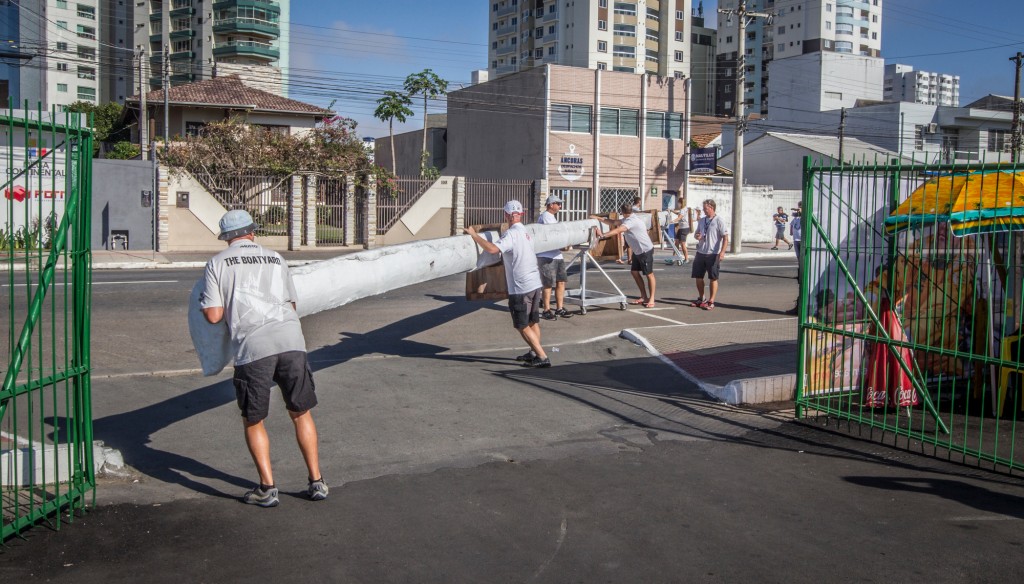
[
  {"xmin": 695, "ymin": 214, "xmax": 729, "ymax": 255},
  {"xmin": 621, "ymin": 214, "xmax": 654, "ymax": 254},
  {"xmin": 678, "ymin": 207, "xmax": 699, "ymax": 230},
  {"xmin": 495, "ymin": 222, "xmax": 543, "ymax": 294},
  {"xmin": 535, "ymin": 211, "xmax": 562, "ymax": 260},
  {"xmin": 201, "ymin": 240, "xmax": 306, "ymax": 365}
]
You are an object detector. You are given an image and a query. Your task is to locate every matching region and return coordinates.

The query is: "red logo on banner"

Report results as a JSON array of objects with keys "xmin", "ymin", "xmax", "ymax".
[{"xmin": 5, "ymin": 186, "xmax": 27, "ymax": 202}]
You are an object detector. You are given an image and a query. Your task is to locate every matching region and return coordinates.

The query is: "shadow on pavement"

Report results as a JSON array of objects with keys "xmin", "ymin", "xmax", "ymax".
[
  {"xmin": 93, "ymin": 294, "xmax": 501, "ymax": 497},
  {"xmin": 843, "ymin": 476, "xmax": 1024, "ymax": 519}
]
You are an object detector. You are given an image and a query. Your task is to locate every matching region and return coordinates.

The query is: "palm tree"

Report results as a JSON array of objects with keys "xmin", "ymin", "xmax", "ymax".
[
  {"xmin": 403, "ymin": 69, "xmax": 448, "ymax": 175},
  {"xmin": 373, "ymin": 90, "xmax": 414, "ymax": 177}
]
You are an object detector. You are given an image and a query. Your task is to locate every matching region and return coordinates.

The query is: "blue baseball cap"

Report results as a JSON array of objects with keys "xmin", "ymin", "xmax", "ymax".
[{"xmin": 218, "ymin": 209, "xmax": 258, "ymax": 241}]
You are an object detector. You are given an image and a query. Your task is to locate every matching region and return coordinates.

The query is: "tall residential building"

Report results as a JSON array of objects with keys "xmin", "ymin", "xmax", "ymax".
[
  {"xmin": 688, "ymin": 6, "xmax": 716, "ymax": 115},
  {"xmin": 132, "ymin": 0, "xmax": 290, "ymax": 97},
  {"xmin": 715, "ymin": 0, "xmax": 883, "ymax": 117},
  {"xmin": 0, "ymin": 0, "xmax": 102, "ymax": 108},
  {"xmin": 884, "ymin": 64, "xmax": 960, "ymax": 107},
  {"xmin": 487, "ymin": 0, "xmax": 692, "ymax": 79},
  {"xmin": 100, "ymin": 0, "xmax": 133, "ymax": 104}
]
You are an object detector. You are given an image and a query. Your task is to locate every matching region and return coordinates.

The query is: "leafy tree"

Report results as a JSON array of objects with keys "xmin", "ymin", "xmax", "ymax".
[
  {"xmin": 403, "ymin": 69, "xmax": 448, "ymax": 176},
  {"xmin": 159, "ymin": 116, "xmax": 374, "ymax": 206},
  {"xmin": 373, "ymin": 90, "xmax": 413, "ymax": 177},
  {"xmin": 63, "ymin": 101, "xmax": 130, "ymax": 156},
  {"xmin": 106, "ymin": 141, "xmax": 141, "ymax": 160}
]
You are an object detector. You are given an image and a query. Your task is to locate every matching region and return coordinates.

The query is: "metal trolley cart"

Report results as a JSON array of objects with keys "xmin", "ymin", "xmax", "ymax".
[{"xmin": 563, "ymin": 244, "xmax": 628, "ymax": 315}]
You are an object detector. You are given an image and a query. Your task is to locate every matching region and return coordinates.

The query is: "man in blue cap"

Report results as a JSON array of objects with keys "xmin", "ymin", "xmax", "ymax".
[{"xmin": 200, "ymin": 209, "xmax": 327, "ymax": 507}]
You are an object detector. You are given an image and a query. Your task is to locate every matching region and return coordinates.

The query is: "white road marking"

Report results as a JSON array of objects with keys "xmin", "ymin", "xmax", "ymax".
[
  {"xmin": 742, "ymin": 265, "xmax": 795, "ymax": 269},
  {"xmin": 634, "ymin": 311, "xmax": 688, "ymax": 325}
]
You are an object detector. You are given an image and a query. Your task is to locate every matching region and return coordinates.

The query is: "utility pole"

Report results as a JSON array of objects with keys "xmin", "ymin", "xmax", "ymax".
[
  {"xmin": 719, "ymin": 1, "xmax": 772, "ymax": 254},
  {"xmin": 162, "ymin": 44, "xmax": 170, "ymax": 151},
  {"xmin": 838, "ymin": 107, "xmax": 847, "ymax": 165},
  {"xmin": 1011, "ymin": 52, "xmax": 1023, "ymax": 164},
  {"xmin": 138, "ymin": 48, "xmax": 148, "ymax": 161}
]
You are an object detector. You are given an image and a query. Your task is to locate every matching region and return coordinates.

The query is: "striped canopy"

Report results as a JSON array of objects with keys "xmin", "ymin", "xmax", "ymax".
[{"xmin": 885, "ymin": 170, "xmax": 1024, "ymax": 236}]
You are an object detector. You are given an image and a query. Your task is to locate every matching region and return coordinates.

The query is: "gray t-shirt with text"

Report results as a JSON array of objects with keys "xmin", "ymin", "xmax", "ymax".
[{"xmin": 201, "ymin": 240, "xmax": 306, "ymax": 365}]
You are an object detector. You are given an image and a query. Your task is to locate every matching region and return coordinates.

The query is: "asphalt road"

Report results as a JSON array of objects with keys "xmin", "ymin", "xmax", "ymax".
[{"xmin": 6, "ymin": 252, "xmax": 1024, "ymax": 582}]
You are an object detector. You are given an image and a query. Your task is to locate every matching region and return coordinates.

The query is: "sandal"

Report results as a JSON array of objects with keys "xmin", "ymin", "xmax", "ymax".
[
  {"xmin": 630, "ymin": 298, "xmax": 648, "ymax": 305},
  {"xmin": 703, "ymin": 301, "xmax": 715, "ymax": 311},
  {"xmin": 615, "ymin": 259, "xmax": 626, "ymax": 264},
  {"xmin": 690, "ymin": 298, "xmax": 706, "ymax": 307},
  {"xmin": 643, "ymin": 300, "xmax": 656, "ymax": 308}
]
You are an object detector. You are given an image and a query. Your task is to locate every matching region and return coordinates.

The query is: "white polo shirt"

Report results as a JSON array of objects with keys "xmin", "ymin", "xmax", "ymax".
[{"xmin": 621, "ymin": 214, "xmax": 654, "ymax": 254}]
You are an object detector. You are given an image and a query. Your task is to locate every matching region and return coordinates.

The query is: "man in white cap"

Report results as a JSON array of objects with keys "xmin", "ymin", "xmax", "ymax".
[
  {"xmin": 200, "ymin": 209, "xmax": 327, "ymax": 507},
  {"xmin": 536, "ymin": 194, "xmax": 573, "ymax": 321},
  {"xmin": 464, "ymin": 200, "xmax": 551, "ymax": 368}
]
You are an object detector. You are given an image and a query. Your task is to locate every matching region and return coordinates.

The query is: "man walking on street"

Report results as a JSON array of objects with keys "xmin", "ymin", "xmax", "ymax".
[
  {"xmin": 592, "ymin": 204, "xmax": 657, "ymax": 308},
  {"xmin": 786, "ymin": 207, "xmax": 803, "ymax": 315},
  {"xmin": 200, "ymin": 210, "xmax": 327, "ymax": 507},
  {"xmin": 536, "ymin": 195, "xmax": 573, "ymax": 321},
  {"xmin": 464, "ymin": 200, "xmax": 551, "ymax": 368},
  {"xmin": 691, "ymin": 199, "xmax": 729, "ymax": 310},
  {"xmin": 772, "ymin": 206, "xmax": 792, "ymax": 250}
]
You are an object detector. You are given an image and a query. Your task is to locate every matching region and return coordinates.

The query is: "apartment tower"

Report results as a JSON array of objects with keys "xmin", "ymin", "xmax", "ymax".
[
  {"xmin": 884, "ymin": 64, "xmax": 960, "ymax": 107},
  {"xmin": 488, "ymin": 0, "xmax": 692, "ymax": 79},
  {"xmin": 715, "ymin": 0, "xmax": 883, "ymax": 117},
  {"xmin": 132, "ymin": 0, "xmax": 290, "ymax": 96}
]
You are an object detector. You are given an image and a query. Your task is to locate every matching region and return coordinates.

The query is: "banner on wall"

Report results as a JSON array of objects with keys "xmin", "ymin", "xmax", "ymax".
[
  {"xmin": 689, "ymin": 147, "xmax": 717, "ymax": 175},
  {"xmin": 0, "ymin": 146, "xmax": 69, "ymax": 232}
]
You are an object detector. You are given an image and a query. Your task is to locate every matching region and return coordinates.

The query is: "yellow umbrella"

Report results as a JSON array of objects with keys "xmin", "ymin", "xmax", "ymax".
[{"xmin": 885, "ymin": 170, "xmax": 1024, "ymax": 236}]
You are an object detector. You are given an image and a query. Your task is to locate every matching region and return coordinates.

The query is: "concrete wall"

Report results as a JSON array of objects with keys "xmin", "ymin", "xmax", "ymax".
[
  {"xmin": 374, "ymin": 127, "xmax": 447, "ymax": 176},
  {"xmin": 688, "ymin": 182, "xmax": 777, "ymax": 243},
  {"xmin": 92, "ymin": 159, "xmax": 156, "ymax": 251},
  {"xmin": 768, "ymin": 52, "xmax": 884, "ymax": 113}
]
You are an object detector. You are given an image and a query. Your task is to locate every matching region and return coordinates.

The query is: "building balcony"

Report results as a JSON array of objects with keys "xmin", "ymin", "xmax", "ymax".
[
  {"xmin": 170, "ymin": 6, "xmax": 196, "ymax": 17},
  {"xmin": 171, "ymin": 73, "xmax": 195, "ymax": 83},
  {"xmin": 542, "ymin": 10, "xmax": 558, "ymax": 23},
  {"xmin": 495, "ymin": 44, "xmax": 516, "ymax": 56},
  {"xmin": 496, "ymin": 23, "xmax": 516, "ymax": 36},
  {"xmin": 496, "ymin": 63, "xmax": 517, "ymax": 75},
  {"xmin": 212, "ymin": 0, "xmax": 281, "ymax": 15},
  {"xmin": 169, "ymin": 29, "xmax": 195, "ymax": 41},
  {"xmin": 496, "ymin": 3, "xmax": 516, "ymax": 17},
  {"xmin": 150, "ymin": 33, "xmax": 163, "ymax": 43},
  {"xmin": 213, "ymin": 17, "xmax": 281, "ymax": 38},
  {"xmin": 213, "ymin": 40, "xmax": 279, "ymax": 60}
]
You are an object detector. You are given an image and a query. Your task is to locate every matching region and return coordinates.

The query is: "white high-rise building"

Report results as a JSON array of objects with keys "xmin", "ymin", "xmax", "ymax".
[
  {"xmin": 0, "ymin": 0, "xmax": 103, "ymax": 108},
  {"xmin": 716, "ymin": 0, "xmax": 884, "ymax": 116},
  {"xmin": 884, "ymin": 64, "xmax": 960, "ymax": 107},
  {"xmin": 487, "ymin": 0, "xmax": 692, "ymax": 79}
]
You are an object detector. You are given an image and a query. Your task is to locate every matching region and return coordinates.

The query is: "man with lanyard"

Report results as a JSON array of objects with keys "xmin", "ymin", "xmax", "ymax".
[
  {"xmin": 592, "ymin": 203, "xmax": 657, "ymax": 308},
  {"xmin": 536, "ymin": 195, "xmax": 573, "ymax": 321},
  {"xmin": 200, "ymin": 210, "xmax": 327, "ymax": 507},
  {"xmin": 464, "ymin": 200, "xmax": 551, "ymax": 368},
  {"xmin": 771, "ymin": 206, "xmax": 793, "ymax": 250},
  {"xmin": 690, "ymin": 199, "xmax": 729, "ymax": 311}
]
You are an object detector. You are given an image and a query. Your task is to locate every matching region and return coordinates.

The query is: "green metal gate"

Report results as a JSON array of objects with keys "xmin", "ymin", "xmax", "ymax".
[
  {"xmin": 1, "ymin": 107, "xmax": 94, "ymax": 540},
  {"xmin": 796, "ymin": 157, "xmax": 1024, "ymax": 472}
]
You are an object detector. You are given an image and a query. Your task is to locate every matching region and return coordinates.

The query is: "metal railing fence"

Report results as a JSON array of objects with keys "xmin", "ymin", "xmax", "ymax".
[
  {"xmin": 376, "ymin": 176, "xmax": 434, "ymax": 235},
  {"xmin": 1, "ymin": 106, "xmax": 94, "ymax": 541},
  {"xmin": 796, "ymin": 156, "xmax": 1024, "ymax": 472},
  {"xmin": 464, "ymin": 179, "xmax": 534, "ymax": 226}
]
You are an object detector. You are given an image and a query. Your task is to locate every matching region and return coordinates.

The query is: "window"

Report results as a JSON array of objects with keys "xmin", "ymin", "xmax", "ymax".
[
  {"xmin": 597, "ymin": 62, "xmax": 607, "ymax": 70},
  {"xmin": 613, "ymin": 2, "xmax": 636, "ymax": 16},
  {"xmin": 646, "ymin": 7, "xmax": 659, "ymax": 20},
  {"xmin": 872, "ymin": 14, "xmax": 878, "ymax": 23},
  {"xmin": 612, "ymin": 44, "xmax": 635, "ymax": 58},
  {"xmin": 646, "ymin": 112, "xmax": 665, "ymax": 138},
  {"xmin": 600, "ymin": 108, "xmax": 639, "ymax": 136},
  {"xmin": 914, "ymin": 126, "xmax": 924, "ymax": 150},
  {"xmin": 676, "ymin": 10, "xmax": 684, "ymax": 20},
  {"xmin": 535, "ymin": 48, "xmax": 543, "ymax": 58},
  {"xmin": 599, "ymin": 0, "xmax": 607, "ymax": 7},
  {"xmin": 491, "ymin": 60, "xmax": 497, "ymax": 68},
  {"xmin": 511, "ymin": 37, "xmax": 517, "ymax": 45},
  {"xmin": 77, "ymin": 86, "xmax": 96, "ymax": 101},
  {"xmin": 493, "ymin": 3, "xmax": 498, "ymax": 11},
  {"xmin": 777, "ymin": 43, "xmax": 785, "ymax": 52},
  {"xmin": 492, "ymin": 41, "xmax": 497, "ymax": 49},
  {"xmin": 551, "ymin": 103, "xmax": 592, "ymax": 133},
  {"xmin": 548, "ymin": 4, "xmax": 555, "ymax": 13},
  {"xmin": 511, "ymin": 17, "xmax": 517, "ymax": 25},
  {"xmin": 674, "ymin": 51, "xmax": 684, "ymax": 61},
  {"xmin": 612, "ymin": 66, "xmax": 635, "ymax": 73},
  {"xmin": 675, "ymin": 31, "xmax": 683, "ymax": 41},
  {"xmin": 511, "ymin": 56, "xmax": 517, "ymax": 64},
  {"xmin": 56, "ymin": 62, "xmax": 69, "ymax": 71},
  {"xmin": 57, "ymin": 83, "xmax": 68, "ymax": 92},
  {"xmin": 57, "ymin": 42, "xmax": 69, "ymax": 52},
  {"xmin": 825, "ymin": 21, "xmax": 832, "ymax": 30},
  {"xmin": 536, "ymin": 27, "xmax": 543, "ymax": 38},
  {"xmin": 872, "ymin": 32, "xmax": 877, "ymax": 40},
  {"xmin": 77, "ymin": 4, "xmax": 95, "ymax": 19},
  {"xmin": 56, "ymin": 20, "xmax": 68, "ymax": 30},
  {"xmin": 598, "ymin": 40, "xmax": 607, "ymax": 52},
  {"xmin": 989, "ymin": 130, "xmax": 1010, "ymax": 152},
  {"xmin": 77, "ymin": 46, "xmax": 95, "ymax": 60},
  {"xmin": 492, "ymin": 22, "xmax": 498, "ymax": 30},
  {"xmin": 726, "ymin": 36, "xmax": 733, "ymax": 43},
  {"xmin": 614, "ymin": 24, "xmax": 636, "ymax": 37},
  {"xmin": 548, "ymin": 46, "xmax": 555, "ymax": 55},
  {"xmin": 548, "ymin": 25, "xmax": 555, "ymax": 34},
  {"xmin": 77, "ymin": 66, "xmax": 95, "ymax": 80},
  {"xmin": 598, "ymin": 20, "xmax": 607, "ymax": 30},
  {"xmin": 826, "ymin": 3, "xmax": 832, "ymax": 11},
  {"xmin": 56, "ymin": 0, "xmax": 68, "ymax": 7}
]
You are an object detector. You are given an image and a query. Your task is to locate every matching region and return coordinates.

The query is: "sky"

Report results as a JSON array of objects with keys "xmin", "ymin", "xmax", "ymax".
[{"xmin": 286, "ymin": 1, "xmax": 1024, "ymax": 140}]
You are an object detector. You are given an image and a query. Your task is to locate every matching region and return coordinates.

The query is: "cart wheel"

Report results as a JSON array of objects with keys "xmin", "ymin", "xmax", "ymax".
[
  {"xmin": 581, "ymin": 306, "xmax": 588, "ymax": 315},
  {"xmin": 619, "ymin": 302, "xmax": 626, "ymax": 310}
]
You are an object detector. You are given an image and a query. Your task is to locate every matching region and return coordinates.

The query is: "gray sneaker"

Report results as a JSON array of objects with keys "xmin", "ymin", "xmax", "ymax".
[
  {"xmin": 307, "ymin": 478, "xmax": 329, "ymax": 501},
  {"xmin": 243, "ymin": 486, "xmax": 279, "ymax": 508},
  {"xmin": 515, "ymin": 350, "xmax": 537, "ymax": 362}
]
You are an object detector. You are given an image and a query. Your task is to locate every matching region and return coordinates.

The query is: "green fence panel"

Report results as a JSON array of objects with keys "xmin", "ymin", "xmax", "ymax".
[
  {"xmin": 1, "ymin": 105, "xmax": 94, "ymax": 541},
  {"xmin": 797, "ymin": 155, "xmax": 1024, "ymax": 472}
]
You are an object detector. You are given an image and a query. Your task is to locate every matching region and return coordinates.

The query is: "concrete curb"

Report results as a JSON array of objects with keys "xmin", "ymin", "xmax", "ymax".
[{"xmin": 620, "ymin": 328, "xmax": 797, "ymax": 405}]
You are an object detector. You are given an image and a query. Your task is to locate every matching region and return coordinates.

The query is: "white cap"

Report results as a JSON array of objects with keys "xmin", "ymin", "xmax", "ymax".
[{"xmin": 503, "ymin": 200, "xmax": 524, "ymax": 214}]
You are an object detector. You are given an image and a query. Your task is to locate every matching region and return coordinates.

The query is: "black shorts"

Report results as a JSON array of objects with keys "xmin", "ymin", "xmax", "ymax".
[
  {"xmin": 631, "ymin": 249, "xmax": 655, "ymax": 275},
  {"xmin": 538, "ymin": 257, "xmax": 568, "ymax": 287},
  {"xmin": 508, "ymin": 288, "xmax": 542, "ymax": 330},
  {"xmin": 233, "ymin": 351, "xmax": 317, "ymax": 423},
  {"xmin": 691, "ymin": 252, "xmax": 721, "ymax": 281},
  {"xmin": 675, "ymin": 228, "xmax": 690, "ymax": 241}
]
